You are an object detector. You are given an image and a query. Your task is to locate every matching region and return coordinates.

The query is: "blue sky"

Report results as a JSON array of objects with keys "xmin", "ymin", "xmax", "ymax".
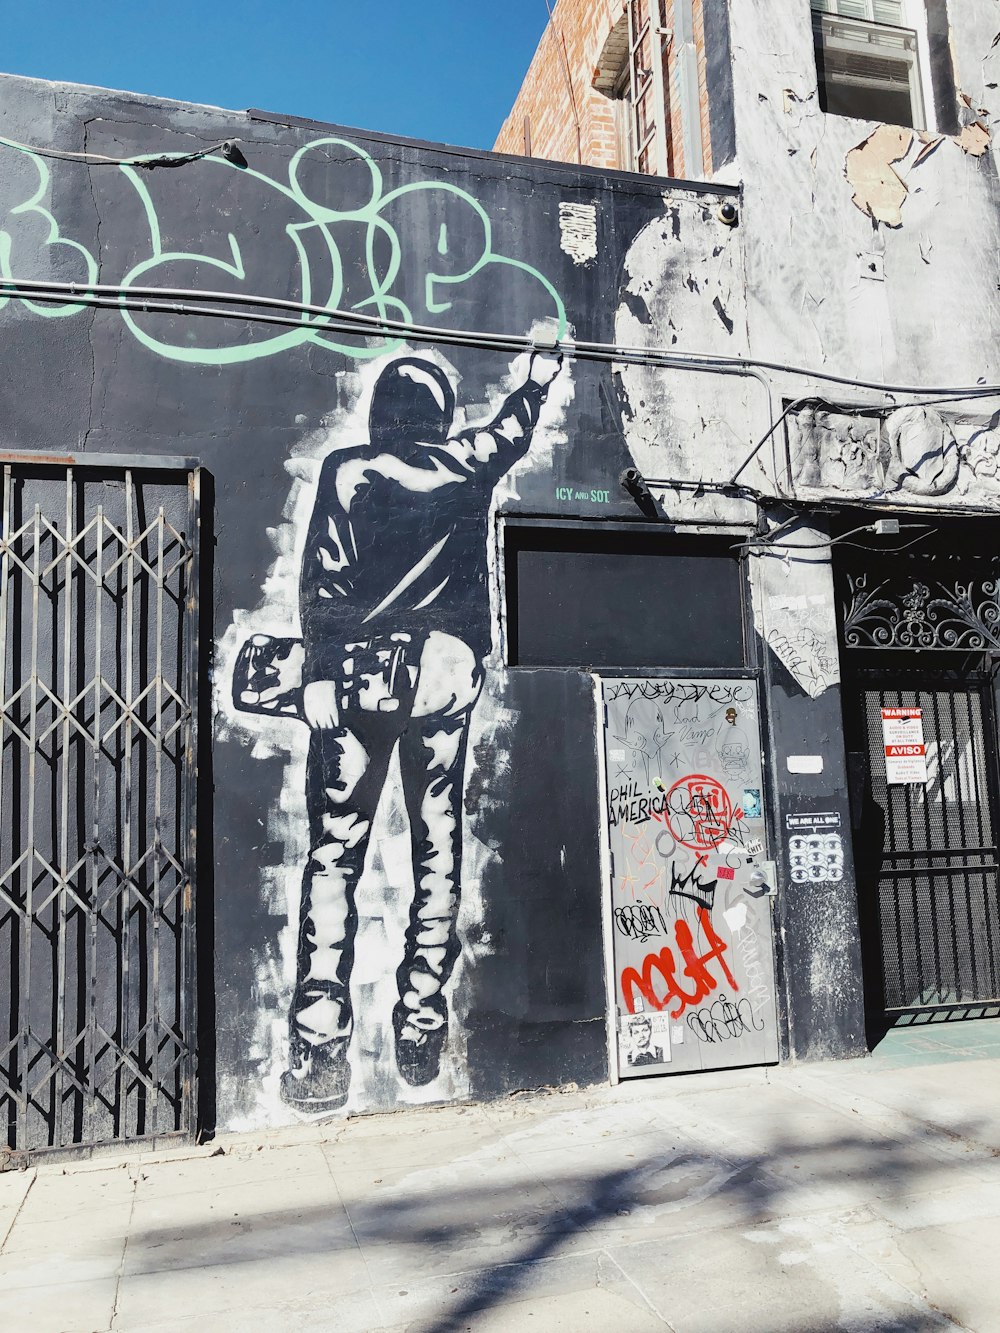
[{"xmin": 1, "ymin": 0, "xmax": 552, "ymax": 149}]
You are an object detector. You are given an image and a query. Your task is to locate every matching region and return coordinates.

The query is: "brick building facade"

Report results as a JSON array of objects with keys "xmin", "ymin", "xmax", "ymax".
[{"xmin": 494, "ymin": 0, "xmax": 730, "ymax": 179}]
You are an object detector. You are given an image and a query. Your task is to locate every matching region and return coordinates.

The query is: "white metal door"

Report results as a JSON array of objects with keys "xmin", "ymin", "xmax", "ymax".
[{"xmin": 600, "ymin": 677, "xmax": 779, "ymax": 1076}]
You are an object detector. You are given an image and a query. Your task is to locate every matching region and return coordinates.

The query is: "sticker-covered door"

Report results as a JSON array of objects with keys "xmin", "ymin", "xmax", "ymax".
[{"xmin": 600, "ymin": 677, "xmax": 779, "ymax": 1076}]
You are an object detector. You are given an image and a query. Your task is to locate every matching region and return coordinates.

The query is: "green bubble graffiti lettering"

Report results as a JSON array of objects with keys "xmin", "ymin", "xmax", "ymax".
[
  {"xmin": 0, "ymin": 151, "xmax": 98, "ymax": 315},
  {"xmin": 0, "ymin": 134, "xmax": 567, "ymax": 365}
]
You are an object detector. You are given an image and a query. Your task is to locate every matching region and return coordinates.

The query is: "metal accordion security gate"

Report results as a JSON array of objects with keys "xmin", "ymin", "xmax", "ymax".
[{"xmin": 0, "ymin": 459, "xmax": 200, "ymax": 1155}]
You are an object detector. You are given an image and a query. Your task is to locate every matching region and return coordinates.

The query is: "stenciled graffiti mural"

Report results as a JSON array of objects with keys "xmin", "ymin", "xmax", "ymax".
[
  {"xmin": 228, "ymin": 349, "xmax": 564, "ymax": 1111},
  {"xmin": 601, "ymin": 677, "xmax": 780, "ymax": 1074},
  {"xmin": 0, "ymin": 120, "xmax": 589, "ymax": 1118}
]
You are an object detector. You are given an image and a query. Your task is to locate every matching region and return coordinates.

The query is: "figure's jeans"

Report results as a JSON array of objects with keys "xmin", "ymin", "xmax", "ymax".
[{"xmin": 291, "ymin": 632, "xmax": 481, "ymax": 1051}]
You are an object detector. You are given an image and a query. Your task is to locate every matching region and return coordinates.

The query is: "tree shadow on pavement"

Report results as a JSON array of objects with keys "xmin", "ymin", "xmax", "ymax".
[{"xmin": 124, "ymin": 1112, "xmax": 990, "ymax": 1333}]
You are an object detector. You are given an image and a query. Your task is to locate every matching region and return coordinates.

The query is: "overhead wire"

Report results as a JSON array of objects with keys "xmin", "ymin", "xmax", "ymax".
[
  {"xmin": 0, "ymin": 132, "xmax": 240, "ymax": 170},
  {"xmin": 2, "ymin": 134, "xmax": 997, "ymax": 529},
  {"xmin": 2, "ymin": 128, "xmax": 999, "ymax": 395},
  {"xmin": 9, "ymin": 276, "xmax": 998, "ymax": 508},
  {"xmin": 733, "ymin": 523, "xmax": 934, "ymax": 556},
  {"xmin": 5, "ymin": 276, "xmax": 1000, "ymax": 404},
  {"xmin": 825, "ymin": 532, "xmax": 932, "ymax": 554},
  {"xmin": 4, "ymin": 124, "xmax": 1000, "ymax": 506}
]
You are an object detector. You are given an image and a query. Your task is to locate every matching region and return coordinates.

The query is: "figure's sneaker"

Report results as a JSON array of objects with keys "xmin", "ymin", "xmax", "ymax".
[
  {"xmin": 393, "ymin": 1004, "xmax": 448, "ymax": 1086},
  {"xmin": 280, "ymin": 1037, "xmax": 350, "ymax": 1111}
]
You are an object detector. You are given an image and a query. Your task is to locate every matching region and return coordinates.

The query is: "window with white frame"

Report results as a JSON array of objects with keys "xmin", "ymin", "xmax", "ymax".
[{"xmin": 811, "ymin": 0, "xmax": 928, "ymax": 130}]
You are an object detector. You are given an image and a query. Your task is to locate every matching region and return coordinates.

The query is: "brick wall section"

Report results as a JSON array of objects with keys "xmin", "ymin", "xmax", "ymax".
[
  {"xmin": 494, "ymin": 0, "xmax": 622, "ymax": 169},
  {"xmin": 494, "ymin": 0, "xmax": 716, "ymax": 180},
  {"xmin": 695, "ymin": 0, "xmax": 712, "ymax": 174}
]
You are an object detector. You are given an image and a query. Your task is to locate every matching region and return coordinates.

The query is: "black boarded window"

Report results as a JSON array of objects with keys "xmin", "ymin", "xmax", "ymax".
[
  {"xmin": 811, "ymin": 1, "xmax": 926, "ymax": 131},
  {"xmin": 505, "ymin": 526, "xmax": 746, "ymax": 670}
]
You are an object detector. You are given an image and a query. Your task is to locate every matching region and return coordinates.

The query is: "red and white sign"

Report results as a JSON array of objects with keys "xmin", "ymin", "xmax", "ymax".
[{"xmin": 881, "ymin": 707, "xmax": 927, "ymax": 784}]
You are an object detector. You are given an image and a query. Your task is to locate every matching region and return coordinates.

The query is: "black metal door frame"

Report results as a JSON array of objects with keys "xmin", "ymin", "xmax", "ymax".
[
  {"xmin": 844, "ymin": 660, "xmax": 1000, "ymax": 1023},
  {"xmin": 0, "ymin": 452, "xmax": 202, "ymax": 1158},
  {"xmin": 834, "ymin": 514, "xmax": 1000, "ymax": 1030}
]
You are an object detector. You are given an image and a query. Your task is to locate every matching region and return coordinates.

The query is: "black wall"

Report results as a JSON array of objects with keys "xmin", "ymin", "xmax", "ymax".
[{"xmin": 0, "ymin": 74, "xmax": 687, "ymax": 1127}]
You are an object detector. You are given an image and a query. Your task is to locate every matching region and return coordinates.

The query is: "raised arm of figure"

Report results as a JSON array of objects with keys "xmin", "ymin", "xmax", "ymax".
[{"xmin": 434, "ymin": 352, "xmax": 562, "ymax": 485}]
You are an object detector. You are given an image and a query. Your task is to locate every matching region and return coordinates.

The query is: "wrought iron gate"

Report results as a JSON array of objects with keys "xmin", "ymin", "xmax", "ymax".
[
  {"xmin": 851, "ymin": 678, "xmax": 1000, "ymax": 1015},
  {"xmin": 0, "ymin": 461, "xmax": 200, "ymax": 1154}
]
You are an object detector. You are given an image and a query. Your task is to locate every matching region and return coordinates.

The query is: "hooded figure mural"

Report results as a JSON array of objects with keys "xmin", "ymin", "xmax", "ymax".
[{"xmin": 234, "ymin": 350, "xmax": 562, "ymax": 1110}]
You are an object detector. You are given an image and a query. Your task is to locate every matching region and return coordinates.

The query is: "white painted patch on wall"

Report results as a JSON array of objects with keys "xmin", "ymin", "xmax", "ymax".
[
  {"xmin": 558, "ymin": 202, "xmax": 598, "ymax": 265},
  {"xmin": 786, "ymin": 755, "xmax": 824, "ymax": 775},
  {"xmin": 495, "ymin": 322, "xmax": 575, "ymax": 498},
  {"xmin": 613, "ymin": 199, "xmax": 754, "ymax": 488},
  {"xmin": 749, "ymin": 528, "xmax": 841, "ymax": 700}
]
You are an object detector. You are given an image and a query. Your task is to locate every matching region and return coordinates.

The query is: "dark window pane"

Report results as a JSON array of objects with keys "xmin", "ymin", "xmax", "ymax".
[
  {"xmin": 821, "ymin": 81, "xmax": 914, "ymax": 125},
  {"xmin": 506, "ymin": 527, "xmax": 745, "ymax": 669},
  {"xmin": 813, "ymin": 12, "xmax": 924, "ymax": 130}
]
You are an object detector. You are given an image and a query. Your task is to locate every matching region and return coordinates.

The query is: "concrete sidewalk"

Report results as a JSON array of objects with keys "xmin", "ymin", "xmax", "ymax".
[{"xmin": 4, "ymin": 1022, "xmax": 1000, "ymax": 1333}]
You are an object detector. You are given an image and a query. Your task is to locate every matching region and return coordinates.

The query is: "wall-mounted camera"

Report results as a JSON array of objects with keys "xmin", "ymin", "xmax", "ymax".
[{"xmin": 717, "ymin": 201, "xmax": 738, "ymax": 227}]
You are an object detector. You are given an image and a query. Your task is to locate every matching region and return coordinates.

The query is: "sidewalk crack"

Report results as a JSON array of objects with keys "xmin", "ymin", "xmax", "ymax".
[
  {"xmin": 321, "ymin": 1145, "xmax": 380, "ymax": 1314},
  {"xmin": 599, "ymin": 1248, "xmax": 677, "ymax": 1328},
  {"xmin": 107, "ymin": 1170, "xmax": 139, "ymax": 1331},
  {"xmin": 0, "ymin": 1169, "xmax": 36, "ymax": 1252}
]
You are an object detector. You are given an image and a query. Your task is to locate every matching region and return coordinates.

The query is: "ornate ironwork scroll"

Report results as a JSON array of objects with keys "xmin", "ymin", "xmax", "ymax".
[{"xmin": 843, "ymin": 571, "xmax": 1000, "ymax": 651}]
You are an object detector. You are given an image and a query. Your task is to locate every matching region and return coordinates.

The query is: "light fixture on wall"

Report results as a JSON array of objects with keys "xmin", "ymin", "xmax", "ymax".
[{"xmin": 620, "ymin": 467, "xmax": 658, "ymax": 517}]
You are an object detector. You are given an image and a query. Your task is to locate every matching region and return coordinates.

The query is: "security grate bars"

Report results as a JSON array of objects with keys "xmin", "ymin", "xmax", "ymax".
[
  {"xmin": 0, "ymin": 464, "xmax": 199, "ymax": 1154},
  {"xmin": 862, "ymin": 685, "xmax": 1000, "ymax": 1012}
]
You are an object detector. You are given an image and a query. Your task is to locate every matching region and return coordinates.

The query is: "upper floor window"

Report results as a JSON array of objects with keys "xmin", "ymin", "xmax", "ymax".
[
  {"xmin": 593, "ymin": 0, "xmax": 673, "ymax": 175},
  {"xmin": 811, "ymin": 0, "xmax": 927, "ymax": 130},
  {"xmin": 612, "ymin": 64, "xmax": 636, "ymax": 173}
]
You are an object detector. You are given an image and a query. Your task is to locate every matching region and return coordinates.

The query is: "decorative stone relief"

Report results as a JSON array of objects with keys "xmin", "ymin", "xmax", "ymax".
[{"xmin": 786, "ymin": 400, "xmax": 1000, "ymax": 509}]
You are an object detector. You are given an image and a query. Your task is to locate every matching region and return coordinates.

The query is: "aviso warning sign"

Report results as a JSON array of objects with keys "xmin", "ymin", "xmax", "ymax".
[{"xmin": 881, "ymin": 707, "xmax": 927, "ymax": 784}]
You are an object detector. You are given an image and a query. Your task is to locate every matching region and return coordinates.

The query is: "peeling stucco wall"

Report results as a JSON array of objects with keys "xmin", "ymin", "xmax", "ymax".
[
  {"xmin": 727, "ymin": 2, "xmax": 1000, "ymax": 401},
  {"xmin": 719, "ymin": 0, "xmax": 1000, "ymax": 1059},
  {"xmin": 613, "ymin": 192, "xmax": 757, "ymax": 490},
  {"xmin": 602, "ymin": 2, "xmax": 1000, "ymax": 1067}
]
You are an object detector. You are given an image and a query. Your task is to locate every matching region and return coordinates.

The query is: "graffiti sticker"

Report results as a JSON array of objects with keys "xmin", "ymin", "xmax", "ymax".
[{"xmin": 665, "ymin": 774, "xmax": 732, "ymax": 852}]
